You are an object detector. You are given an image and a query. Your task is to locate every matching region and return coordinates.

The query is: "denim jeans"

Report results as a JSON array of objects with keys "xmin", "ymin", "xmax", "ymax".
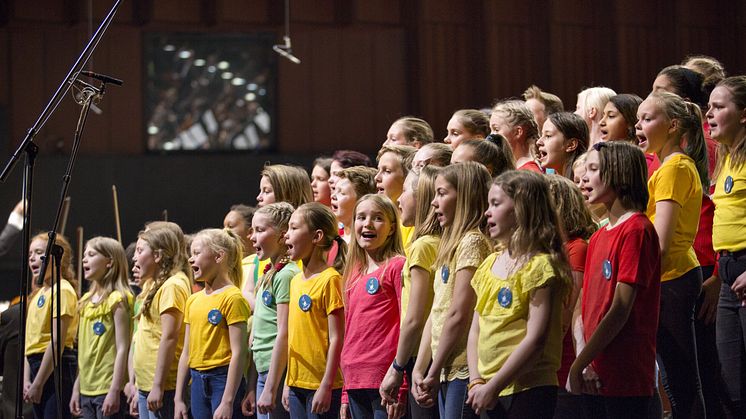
[
  {"xmin": 256, "ymin": 369, "xmax": 289, "ymax": 419},
  {"xmin": 716, "ymin": 252, "xmax": 746, "ymax": 417},
  {"xmin": 484, "ymin": 385, "xmax": 556, "ymax": 419},
  {"xmin": 437, "ymin": 379, "xmax": 478, "ymax": 419},
  {"xmin": 346, "ymin": 389, "xmax": 387, "ymax": 419},
  {"xmin": 405, "ymin": 358, "xmax": 439, "ymax": 419},
  {"xmin": 27, "ymin": 349, "xmax": 77, "ymax": 419},
  {"xmin": 137, "ymin": 389, "xmax": 175, "ymax": 419},
  {"xmin": 190, "ymin": 366, "xmax": 246, "ymax": 419},
  {"xmin": 656, "ymin": 267, "xmax": 705, "ymax": 419},
  {"xmin": 287, "ymin": 386, "xmax": 342, "ymax": 419},
  {"xmin": 80, "ymin": 393, "xmax": 128, "ymax": 419}
]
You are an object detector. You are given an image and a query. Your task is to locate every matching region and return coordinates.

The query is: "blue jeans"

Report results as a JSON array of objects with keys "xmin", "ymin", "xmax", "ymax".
[
  {"xmin": 287, "ymin": 386, "xmax": 342, "ymax": 419},
  {"xmin": 656, "ymin": 267, "xmax": 705, "ymax": 419},
  {"xmin": 405, "ymin": 358, "xmax": 439, "ymax": 419},
  {"xmin": 190, "ymin": 366, "xmax": 246, "ymax": 419},
  {"xmin": 256, "ymin": 369, "xmax": 289, "ymax": 419},
  {"xmin": 437, "ymin": 379, "xmax": 478, "ymax": 419},
  {"xmin": 27, "ymin": 349, "xmax": 77, "ymax": 419},
  {"xmin": 79, "ymin": 394, "xmax": 127, "ymax": 419},
  {"xmin": 346, "ymin": 389, "xmax": 387, "ymax": 419},
  {"xmin": 137, "ymin": 389, "xmax": 175, "ymax": 419},
  {"xmin": 717, "ymin": 252, "xmax": 746, "ymax": 417}
]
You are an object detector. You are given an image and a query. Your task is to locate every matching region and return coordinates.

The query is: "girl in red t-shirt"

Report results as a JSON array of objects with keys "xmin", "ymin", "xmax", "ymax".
[{"xmin": 569, "ymin": 142, "xmax": 662, "ymax": 418}]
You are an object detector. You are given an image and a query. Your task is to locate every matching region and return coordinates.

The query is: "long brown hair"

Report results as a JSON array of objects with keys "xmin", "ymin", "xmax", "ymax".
[
  {"xmin": 138, "ymin": 226, "xmax": 188, "ymax": 318},
  {"xmin": 78, "ymin": 237, "xmax": 131, "ymax": 310}
]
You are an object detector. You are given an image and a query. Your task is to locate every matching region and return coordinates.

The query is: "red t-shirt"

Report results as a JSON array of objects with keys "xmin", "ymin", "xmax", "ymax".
[
  {"xmin": 646, "ymin": 153, "xmax": 661, "ymax": 179},
  {"xmin": 341, "ymin": 256, "xmax": 406, "ymax": 395},
  {"xmin": 693, "ymin": 194, "xmax": 716, "ymax": 268},
  {"xmin": 518, "ymin": 160, "xmax": 543, "ymax": 173},
  {"xmin": 557, "ymin": 237, "xmax": 588, "ymax": 387},
  {"xmin": 582, "ymin": 213, "xmax": 661, "ymax": 397}
]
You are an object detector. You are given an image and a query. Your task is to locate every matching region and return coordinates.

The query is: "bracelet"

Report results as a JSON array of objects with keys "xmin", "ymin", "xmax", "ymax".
[
  {"xmin": 391, "ymin": 359, "xmax": 406, "ymax": 374},
  {"xmin": 467, "ymin": 378, "xmax": 486, "ymax": 391}
]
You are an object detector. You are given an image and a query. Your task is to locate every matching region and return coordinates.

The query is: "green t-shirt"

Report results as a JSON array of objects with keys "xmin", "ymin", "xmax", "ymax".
[{"xmin": 251, "ymin": 261, "xmax": 300, "ymax": 372}]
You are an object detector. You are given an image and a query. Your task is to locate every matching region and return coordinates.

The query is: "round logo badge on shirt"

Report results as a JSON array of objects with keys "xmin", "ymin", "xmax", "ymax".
[
  {"xmin": 207, "ymin": 309, "xmax": 223, "ymax": 325},
  {"xmin": 602, "ymin": 259, "xmax": 613, "ymax": 280},
  {"xmin": 92, "ymin": 321, "xmax": 106, "ymax": 336},
  {"xmin": 366, "ymin": 277, "xmax": 380, "ymax": 295},
  {"xmin": 725, "ymin": 175, "xmax": 734, "ymax": 194},
  {"xmin": 497, "ymin": 287, "xmax": 513, "ymax": 308},
  {"xmin": 299, "ymin": 294, "xmax": 312, "ymax": 312},
  {"xmin": 262, "ymin": 290, "xmax": 274, "ymax": 306},
  {"xmin": 37, "ymin": 295, "xmax": 46, "ymax": 308},
  {"xmin": 441, "ymin": 266, "xmax": 450, "ymax": 284}
]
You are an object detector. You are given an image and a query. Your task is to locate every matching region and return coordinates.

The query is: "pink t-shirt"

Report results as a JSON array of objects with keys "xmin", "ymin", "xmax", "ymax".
[{"xmin": 341, "ymin": 256, "xmax": 406, "ymax": 394}]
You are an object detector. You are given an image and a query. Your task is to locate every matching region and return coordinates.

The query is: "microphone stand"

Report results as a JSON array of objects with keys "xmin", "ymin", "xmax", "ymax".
[{"xmin": 0, "ymin": 1, "xmax": 122, "ymax": 417}]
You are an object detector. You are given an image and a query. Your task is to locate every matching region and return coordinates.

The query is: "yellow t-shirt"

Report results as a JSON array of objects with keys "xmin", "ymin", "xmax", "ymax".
[
  {"xmin": 241, "ymin": 254, "xmax": 258, "ymax": 291},
  {"xmin": 472, "ymin": 253, "xmax": 566, "ymax": 396},
  {"xmin": 286, "ymin": 267, "xmax": 345, "ymax": 390},
  {"xmin": 430, "ymin": 231, "xmax": 492, "ymax": 381},
  {"xmin": 133, "ymin": 272, "xmax": 191, "ymax": 391},
  {"xmin": 401, "ymin": 224, "xmax": 415, "ymax": 250},
  {"xmin": 713, "ymin": 154, "xmax": 746, "ymax": 252},
  {"xmin": 646, "ymin": 154, "xmax": 702, "ymax": 281},
  {"xmin": 78, "ymin": 290, "xmax": 134, "ymax": 396},
  {"xmin": 401, "ymin": 234, "xmax": 439, "ymax": 358},
  {"xmin": 26, "ymin": 279, "xmax": 79, "ymax": 355},
  {"xmin": 185, "ymin": 285, "xmax": 250, "ymax": 370}
]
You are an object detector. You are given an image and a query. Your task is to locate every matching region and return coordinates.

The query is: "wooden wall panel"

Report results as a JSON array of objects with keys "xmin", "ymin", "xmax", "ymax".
[
  {"xmin": 0, "ymin": 31, "xmax": 8, "ymax": 106},
  {"xmin": 355, "ymin": 0, "xmax": 400, "ymax": 24},
  {"xmin": 293, "ymin": 0, "xmax": 335, "ymax": 24},
  {"xmin": 217, "ymin": 0, "xmax": 270, "ymax": 25},
  {"xmin": 151, "ymin": 0, "xmax": 202, "ymax": 24}
]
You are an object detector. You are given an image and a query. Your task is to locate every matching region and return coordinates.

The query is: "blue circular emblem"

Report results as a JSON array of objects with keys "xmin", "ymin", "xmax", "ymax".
[
  {"xmin": 93, "ymin": 321, "xmax": 106, "ymax": 336},
  {"xmin": 602, "ymin": 259, "xmax": 613, "ymax": 280},
  {"xmin": 366, "ymin": 277, "xmax": 380, "ymax": 295},
  {"xmin": 207, "ymin": 309, "xmax": 223, "ymax": 325},
  {"xmin": 441, "ymin": 266, "xmax": 450, "ymax": 284},
  {"xmin": 262, "ymin": 290, "xmax": 273, "ymax": 306},
  {"xmin": 497, "ymin": 287, "xmax": 513, "ymax": 308},
  {"xmin": 299, "ymin": 294, "xmax": 312, "ymax": 312},
  {"xmin": 725, "ymin": 175, "xmax": 734, "ymax": 194},
  {"xmin": 37, "ymin": 295, "xmax": 45, "ymax": 308}
]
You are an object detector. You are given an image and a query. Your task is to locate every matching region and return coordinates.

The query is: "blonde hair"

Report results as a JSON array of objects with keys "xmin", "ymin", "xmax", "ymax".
[
  {"xmin": 683, "ymin": 55, "xmax": 726, "ymax": 95},
  {"xmin": 261, "ymin": 164, "xmax": 313, "ymax": 208},
  {"xmin": 344, "ymin": 194, "xmax": 403, "ymax": 284},
  {"xmin": 255, "ymin": 202, "xmax": 295, "ymax": 291},
  {"xmin": 459, "ymin": 137, "xmax": 516, "ymax": 176},
  {"xmin": 377, "ymin": 144, "xmax": 417, "ymax": 177},
  {"xmin": 78, "ymin": 237, "xmax": 132, "ymax": 310},
  {"xmin": 337, "ymin": 166, "xmax": 377, "ymax": 197},
  {"xmin": 138, "ymin": 226, "xmax": 189, "ymax": 318},
  {"xmin": 492, "ymin": 171, "xmax": 571, "ymax": 296},
  {"xmin": 522, "ymin": 85, "xmax": 564, "ymax": 115},
  {"xmin": 453, "ymin": 109, "xmax": 490, "ymax": 138},
  {"xmin": 546, "ymin": 175, "xmax": 597, "ymax": 240},
  {"xmin": 31, "ymin": 232, "xmax": 77, "ymax": 291},
  {"xmin": 144, "ymin": 221, "xmax": 192, "ymax": 283},
  {"xmin": 434, "ymin": 162, "xmax": 491, "ymax": 267},
  {"xmin": 193, "ymin": 228, "xmax": 244, "ymax": 287},
  {"xmin": 714, "ymin": 76, "xmax": 746, "ymax": 177},
  {"xmin": 392, "ymin": 116, "xmax": 434, "ymax": 146},
  {"xmin": 493, "ymin": 100, "xmax": 540, "ymax": 141},
  {"xmin": 419, "ymin": 143, "xmax": 452, "ymax": 167},
  {"xmin": 411, "ymin": 165, "xmax": 443, "ymax": 240},
  {"xmin": 576, "ymin": 87, "xmax": 616, "ymax": 120},
  {"xmin": 295, "ymin": 203, "xmax": 347, "ymax": 272}
]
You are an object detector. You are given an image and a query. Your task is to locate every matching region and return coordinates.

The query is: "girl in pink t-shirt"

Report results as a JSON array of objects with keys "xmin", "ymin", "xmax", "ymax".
[{"xmin": 340, "ymin": 194, "xmax": 406, "ymax": 419}]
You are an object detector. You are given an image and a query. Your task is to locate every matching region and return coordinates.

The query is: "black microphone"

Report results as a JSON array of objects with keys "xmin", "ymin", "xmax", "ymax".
[{"xmin": 80, "ymin": 70, "xmax": 123, "ymax": 86}]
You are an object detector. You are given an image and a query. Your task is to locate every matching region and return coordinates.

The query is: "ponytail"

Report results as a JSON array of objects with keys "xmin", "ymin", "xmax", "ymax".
[
  {"xmin": 682, "ymin": 101, "xmax": 710, "ymax": 191},
  {"xmin": 332, "ymin": 235, "xmax": 347, "ymax": 273}
]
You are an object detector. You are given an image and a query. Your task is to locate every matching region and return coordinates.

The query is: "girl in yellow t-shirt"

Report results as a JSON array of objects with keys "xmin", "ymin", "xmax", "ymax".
[
  {"xmin": 467, "ymin": 171, "xmax": 572, "ymax": 417},
  {"xmin": 69, "ymin": 237, "xmax": 133, "ymax": 419},
  {"xmin": 173, "ymin": 229, "xmax": 250, "ymax": 419},
  {"xmin": 637, "ymin": 91, "xmax": 710, "ymax": 417},
  {"xmin": 411, "ymin": 162, "xmax": 492, "ymax": 418},
  {"xmin": 130, "ymin": 225, "xmax": 191, "ymax": 418},
  {"xmin": 282, "ymin": 203, "xmax": 347, "ymax": 419},
  {"xmin": 380, "ymin": 165, "xmax": 442, "ymax": 419},
  {"xmin": 23, "ymin": 233, "xmax": 79, "ymax": 419}
]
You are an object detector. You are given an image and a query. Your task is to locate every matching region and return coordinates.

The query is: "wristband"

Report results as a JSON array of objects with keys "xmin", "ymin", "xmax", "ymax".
[
  {"xmin": 467, "ymin": 378, "xmax": 486, "ymax": 391},
  {"xmin": 391, "ymin": 359, "xmax": 406, "ymax": 374}
]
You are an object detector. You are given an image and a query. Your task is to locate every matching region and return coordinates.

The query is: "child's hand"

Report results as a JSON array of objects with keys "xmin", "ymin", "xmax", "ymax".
[
  {"xmin": 282, "ymin": 385, "xmax": 290, "ymax": 412},
  {"xmin": 129, "ymin": 390, "xmax": 140, "ymax": 417},
  {"xmin": 102, "ymin": 389, "xmax": 121, "ymax": 416},
  {"xmin": 311, "ymin": 384, "xmax": 332, "ymax": 414},
  {"xmin": 581, "ymin": 364, "xmax": 602, "ymax": 395},
  {"xmin": 466, "ymin": 382, "xmax": 497, "ymax": 415},
  {"xmin": 386, "ymin": 400, "xmax": 406, "ymax": 418},
  {"xmin": 69, "ymin": 390, "xmax": 81, "ymax": 416},
  {"xmin": 412, "ymin": 373, "xmax": 435, "ymax": 407},
  {"xmin": 241, "ymin": 387, "xmax": 256, "ymax": 416},
  {"xmin": 732, "ymin": 270, "xmax": 746, "ymax": 303},
  {"xmin": 24, "ymin": 381, "xmax": 42, "ymax": 404},
  {"xmin": 257, "ymin": 386, "xmax": 276, "ymax": 414},
  {"xmin": 147, "ymin": 385, "xmax": 164, "ymax": 412},
  {"xmin": 213, "ymin": 401, "xmax": 233, "ymax": 419},
  {"xmin": 379, "ymin": 367, "xmax": 403, "ymax": 405},
  {"xmin": 173, "ymin": 399, "xmax": 189, "ymax": 419}
]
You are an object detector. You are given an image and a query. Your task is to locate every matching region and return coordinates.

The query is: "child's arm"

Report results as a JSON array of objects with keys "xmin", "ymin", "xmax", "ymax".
[
  {"xmin": 568, "ymin": 282, "xmax": 637, "ymax": 394},
  {"xmin": 102, "ymin": 301, "xmax": 131, "ymax": 416},
  {"xmin": 215, "ymin": 321, "xmax": 249, "ymax": 419},
  {"xmin": 173, "ymin": 325, "xmax": 191, "ymax": 419},
  {"xmin": 423, "ymin": 268, "xmax": 477, "ymax": 390},
  {"xmin": 653, "ymin": 200, "xmax": 681, "ymax": 259},
  {"xmin": 69, "ymin": 375, "xmax": 81, "ymax": 416},
  {"xmin": 125, "ymin": 332, "xmax": 138, "ymax": 416},
  {"xmin": 562, "ymin": 271, "xmax": 584, "ymax": 334},
  {"xmin": 467, "ymin": 286, "xmax": 554, "ymax": 414},
  {"xmin": 257, "ymin": 303, "xmax": 289, "ymax": 413},
  {"xmin": 147, "ymin": 308, "xmax": 183, "ymax": 411},
  {"xmin": 571, "ymin": 289, "xmax": 585, "ymax": 357},
  {"xmin": 411, "ymin": 315, "xmax": 434, "ymax": 408},
  {"xmin": 24, "ymin": 314, "xmax": 72, "ymax": 404},
  {"xmin": 312, "ymin": 307, "xmax": 344, "ymax": 414}
]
